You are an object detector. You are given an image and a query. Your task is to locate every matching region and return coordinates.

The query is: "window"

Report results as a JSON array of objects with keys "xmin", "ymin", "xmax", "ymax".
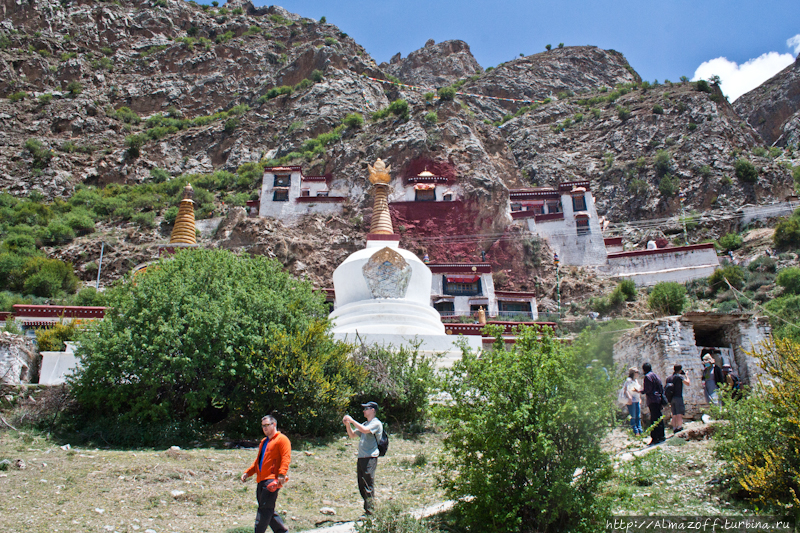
[
  {"xmin": 499, "ymin": 301, "xmax": 531, "ymax": 318},
  {"xmin": 444, "ymin": 275, "xmax": 482, "ymax": 296},
  {"xmin": 273, "ymin": 175, "xmax": 290, "ymax": 187},
  {"xmin": 443, "ymin": 192, "xmax": 453, "ymax": 201},
  {"xmin": 576, "ymin": 218, "xmax": 590, "ymax": 235},
  {"xmin": 470, "ymin": 304, "xmax": 486, "ymax": 313},
  {"xmin": 434, "ymin": 301, "xmax": 455, "ymax": 315},
  {"xmin": 547, "ymin": 200, "xmax": 562, "ymax": 213},
  {"xmin": 300, "ymin": 189, "xmax": 310, "ymax": 197},
  {"xmin": 510, "ymin": 203, "xmax": 521, "ymax": 212},
  {"xmin": 317, "ymin": 190, "xmax": 329, "ymax": 197},
  {"xmin": 572, "ymin": 195, "xmax": 586, "ymax": 211},
  {"xmin": 415, "ymin": 189, "xmax": 436, "ymax": 202},
  {"xmin": 273, "ymin": 189, "xmax": 289, "ymax": 202}
]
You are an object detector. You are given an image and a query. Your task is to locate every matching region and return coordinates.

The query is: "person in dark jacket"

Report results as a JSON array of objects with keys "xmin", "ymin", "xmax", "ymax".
[
  {"xmin": 702, "ymin": 353, "xmax": 724, "ymax": 406},
  {"xmin": 667, "ymin": 364, "xmax": 691, "ymax": 433},
  {"xmin": 642, "ymin": 362, "xmax": 666, "ymax": 445}
]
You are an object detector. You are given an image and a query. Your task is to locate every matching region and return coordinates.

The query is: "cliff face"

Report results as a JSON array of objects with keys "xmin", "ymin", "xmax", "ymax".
[
  {"xmin": 734, "ymin": 56, "xmax": 800, "ymax": 147},
  {"xmin": 379, "ymin": 39, "xmax": 482, "ymax": 89},
  {"xmin": 0, "ymin": 0, "xmax": 797, "ymax": 295}
]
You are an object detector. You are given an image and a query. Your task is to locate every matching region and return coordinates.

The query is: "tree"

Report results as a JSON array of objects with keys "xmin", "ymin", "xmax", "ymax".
[
  {"xmin": 648, "ymin": 282, "xmax": 686, "ymax": 315},
  {"xmin": 777, "ymin": 267, "xmax": 800, "ymax": 296},
  {"xmin": 545, "ymin": 44, "xmax": 552, "ymax": 51},
  {"xmin": 69, "ymin": 249, "xmax": 363, "ymax": 444},
  {"xmin": 735, "ymin": 158, "xmax": 758, "ymax": 183},
  {"xmin": 718, "ymin": 233, "xmax": 743, "ymax": 252},
  {"xmin": 708, "ymin": 264, "xmax": 745, "ymax": 294},
  {"xmin": 437, "ymin": 325, "xmax": 612, "ymax": 533},
  {"xmin": 437, "ymin": 86, "xmax": 456, "ymax": 101}
]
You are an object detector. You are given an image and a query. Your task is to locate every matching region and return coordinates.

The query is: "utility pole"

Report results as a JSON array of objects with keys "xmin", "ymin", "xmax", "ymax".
[
  {"xmin": 679, "ymin": 190, "xmax": 688, "ymax": 246},
  {"xmin": 96, "ymin": 242, "xmax": 104, "ymax": 290},
  {"xmin": 554, "ymin": 252, "xmax": 561, "ymax": 317}
]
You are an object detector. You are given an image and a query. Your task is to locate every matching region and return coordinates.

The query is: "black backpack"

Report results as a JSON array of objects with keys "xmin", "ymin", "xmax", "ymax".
[
  {"xmin": 664, "ymin": 375, "xmax": 675, "ymax": 403},
  {"xmin": 374, "ymin": 426, "xmax": 389, "ymax": 457}
]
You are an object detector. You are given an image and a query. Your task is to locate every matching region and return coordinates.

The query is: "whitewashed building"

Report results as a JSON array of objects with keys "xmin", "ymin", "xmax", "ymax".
[{"xmin": 257, "ymin": 166, "xmax": 346, "ymax": 221}]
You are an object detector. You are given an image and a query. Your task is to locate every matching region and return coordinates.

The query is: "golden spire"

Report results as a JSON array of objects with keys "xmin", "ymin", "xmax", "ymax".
[
  {"xmin": 169, "ymin": 184, "xmax": 197, "ymax": 245},
  {"xmin": 367, "ymin": 159, "xmax": 394, "ymax": 235}
]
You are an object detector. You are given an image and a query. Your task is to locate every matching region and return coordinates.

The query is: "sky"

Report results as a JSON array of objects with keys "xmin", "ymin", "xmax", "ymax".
[{"xmin": 251, "ymin": 0, "xmax": 799, "ymax": 102}]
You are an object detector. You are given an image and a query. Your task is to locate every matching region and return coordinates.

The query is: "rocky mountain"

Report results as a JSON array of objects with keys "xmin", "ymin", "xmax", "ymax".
[
  {"xmin": 734, "ymin": 55, "xmax": 800, "ymax": 147},
  {"xmin": 0, "ymin": 0, "xmax": 797, "ymax": 302},
  {"xmin": 379, "ymin": 39, "xmax": 481, "ymax": 89}
]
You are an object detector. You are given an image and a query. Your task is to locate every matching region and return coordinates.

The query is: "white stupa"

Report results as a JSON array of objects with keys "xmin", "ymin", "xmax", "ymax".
[{"xmin": 329, "ymin": 160, "xmax": 480, "ymax": 361}]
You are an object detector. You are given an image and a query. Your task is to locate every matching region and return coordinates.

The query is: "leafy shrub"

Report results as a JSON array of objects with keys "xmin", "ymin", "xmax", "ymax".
[
  {"xmin": 750, "ymin": 255, "xmax": 777, "ymax": 273},
  {"xmin": 372, "ymin": 99, "xmax": 410, "ymax": 121},
  {"xmin": 718, "ymin": 233, "xmax": 743, "ymax": 252},
  {"xmin": 752, "ymin": 146, "xmax": 768, "ymax": 157},
  {"xmin": 65, "ymin": 81, "xmax": 82, "ymax": 96},
  {"xmin": 654, "ymin": 150, "xmax": 671, "ymax": 176},
  {"xmin": 69, "ymin": 249, "xmax": 362, "ymax": 444},
  {"xmin": 131, "ymin": 211, "xmax": 156, "ymax": 229},
  {"xmin": 774, "ymin": 215, "xmax": 800, "ymax": 250},
  {"xmin": 423, "ymin": 111, "xmax": 438, "ymax": 124},
  {"xmin": 777, "ymin": 267, "xmax": 800, "ymax": 296},
  {"xmin": 351, "ymin": 343, "xmax": 437, "ymax": 425},
  {"xmin": 310, "ymin": 69, "xmax": 324, "ymax": 83},
  {"xmin": 735, "ymin": 158, "xmax": 758, "ymax": 182},
  {"xmin": 162, "ymin": 206, "xmax": 179, "ymax": 225},
  {"xmin": 695, "ymin": 80, "xmax": 711, "ymax": 93},
  {"xmin": 342, "ymin": 113, "xmax": 363, "ymax": 129},
  {"xmin": 63, "ymin": 210, "xmax": 95, "ymax": 235},
  {"xmin": 355, "ymin": 502, "xmax": 436, "ymax": 533},
  {"xmin": 8, "ymin": 91, "xmax": 27, "ymax": 102},
  {"xmin": 765, "ymin": 296, "xmax": 800, "ymax": 342},
  {"xmin": 215, "ymin": 30, "xmax": 234, "ymax": 43},
  {"xmin": 617, "ymin": 279, "xmax": 637, "ymax": 301},
  {"xmin": 652, "ymin": 104, "xmax": 664, "ymax": 114},
  {"xmin": 658, "ymin": 174, "xmax": 679, "ymax": 197},
  {"xmin": 24, "ymin": 139, "xmax": 52, "ymax": 169},
  {"xmin": 708, "ymin": 264, "xmax": 745, "ymax": 294},
  {"xmin": 20, "ymin": 256, "xmax": 78, "ymax": 297},
  {"xmin": 437, "ymin": 86, "xmax": 456, "ymax": 101},
  {"xmin": 617, "ymin": 107, "xmax": 631, "ymax": 121},
  {"xmin": 224, "ymin": 117, "xmax": 239, "ymax": 131},
  {"xmin": 438, "ymin": 325, "xmax": 612, "ymax": 532},
  {"xmin": 545, "ymin": 44, "xmax": 552, "ymax": 51},
  {"xmin": 39, "ymin": 220, "xmax": 76, "ymax": 244},
  {"xmin": 714, "ymin": 338, "xmax": 800, "ymax": 516},
  {"xmin": 149, "ymin": 167, "xmax": 170, "ymax": 183},
  {"xmin": 628, "ymin": 178, "xmax": 649, "ymax": 195},
  {"xmin": 648, "ymin": 282, "xmax": 686, "ymax": 315},
  {"xmin": 37, "ymin": 93, "xmax": 53, "ymax": 105},
  {"xmin": 113, "ymin": 106, "xmax": 140, "ymax": 124},
  {"xmin": 125, "ymin": 133, "xmax": 147, "ymax": 158},
  {"xmin": 36, "ymin": 321, "xmax": 79, "ymax": 352},
  {"xmin": 264, "ymin": 85, "xmax": 293, "ymax": 99}
]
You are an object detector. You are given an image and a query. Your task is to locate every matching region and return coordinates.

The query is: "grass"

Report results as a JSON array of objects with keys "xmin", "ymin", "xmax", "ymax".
[{"xmin": 0, "ymin": 429, "xmax": 444, "ymax": 532}]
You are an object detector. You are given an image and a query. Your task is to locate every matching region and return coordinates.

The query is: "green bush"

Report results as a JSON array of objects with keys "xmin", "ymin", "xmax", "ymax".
[
  {"xmin": 355, "ymin": 502, "xmax": 436, "ymax": 533},
  {"xmin": 311, "ymin": 69, "xmax": 324, "ymax": 82},
  {"xmin": 8, "ymin": 91, "xmax": 27, "ymax": 102},
  {"xmin": 777, "ymin": 267, "xmax": 800, "ymax": 296},
  {"xmin": 68, "ymin": 249, "xmax": 362, "ymax": 444},
  {"xmin": 695, "ymin": 80, "xmax": 711, "ymax": 93},
  {"xmin": 113, "ymin": 106, "xmax": 140, "ymax": 124},
  {"xmin": 149, "ymin": 167, "xmax": 170, "ymax": 183},
  {"xmin": 71, "ymin": 286, "xmax": 106, "ymax": 307},
  {"xmin": 39, "ymin": 220, "xmax": 76, "ymax": 244},
  {"xmin": 652, "ymin": 104, "xmax": 664, "ymax": 114},
  {"xmin": 793, "ymin": 165, "xmax": 800, "ymax": 184},
  {"xmin": 20, "ymin": 256, "xmax": 78, "ymax": 297},
  {"xmin": 351, "ymin": 343, "xmax": 437, "ymax": 426},
  {"xmin": 617, "ymin": 279, "xmax": 637, "ymax": 301},
  {"xmin": 648, "ymin": 282, "xmax": 686, "ymax": 315},
  {"xmin": 131, "ymin": 211, "xmax": 155, "ymax": 229},
  {"xmin": 65, "ymin": 81, "xmax": 82, "ymax": 96},
  {"xmin": 37, "ymin": 93, "xmax": 52, "ymax": 105},
  {"xmin": 437, "ymin": 86, "xmax": 456, "ymax": 101},
  {"xmin": 654, "ymin": 149, "xmax": 671, "ymax": 176},
  {"xmin": 36, "ymin": 321, "xmax": 79, "ymax": 352},
  {"xmin": 372, "ymin": 99, "xmax": 409, "ymax": 121},
  {"xmin": 24, "ymin": 139, "xmax": 52, "ymax": 169},
  {"xmin": 735, "ymin": 158, "xmax": 758, "ymax": 182},
  {"xmin": 718, "ymin": 233, "xmax": 743, "ymax": 252},
  {"xmin": 714, "ymin": 338, "xmax": 800, "ymax": 517},
  {"xmin": 264, "ymin": 85, "xmax": 293, "ymax": 99},
  {"xmin": 765, "ymin": 296, "xmax": 800, "ymax": 342},
  {"xmin": 438, "ymin": 325, "xmax": 612, "ymax": 532},
  {"xmin": 125, "ymin": 134, "xmax": 147, "ymax": 158},
  {"xmin": 162, "ymin": 206, "xmax": 179, "ymax": 225},
  {"xmin": 423, "ymin": 111, "xmax": 438, "ymax": 124},
  {"xmin": 342, "ymin": 113, "xmax": 363, "ymax": 129},
  {"xmin": 658, "ymin": 174, "xmax": 679, "ymax": 197},
  {"xmin": 774, "ymin": 214, "xmax": 800, "ymax": 250},
  {"xmin": 708, "ymin": 264, "xmax": 745, "ymax": 294},
  {"xmin": 617, "ymin": 107, "xmax": 630, "ymax": 121}
]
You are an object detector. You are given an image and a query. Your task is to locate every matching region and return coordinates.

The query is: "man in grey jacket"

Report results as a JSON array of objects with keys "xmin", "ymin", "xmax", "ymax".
[{"xmin": 343, "ymin": 401, "xmax": 383, "ymax": 515}]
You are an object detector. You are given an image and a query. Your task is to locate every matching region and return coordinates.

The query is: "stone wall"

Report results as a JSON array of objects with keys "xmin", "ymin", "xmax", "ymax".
[
  {"xmin": 601, "ymin": 244, "xmax": 720, "ymax": 286},
  {"xmin": 0, "ymin": 333, "xmax": 38, "ymax": 386},
  {"xmin": 613, "ymin": 314, "xmax": 771, "ymax": 419}
]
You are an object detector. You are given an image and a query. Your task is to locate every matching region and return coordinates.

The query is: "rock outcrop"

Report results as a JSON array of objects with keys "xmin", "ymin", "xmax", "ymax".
[
  {"xmin": 734, "ymin": 55, "xmax": 800, "ymax": 146},
  {"xmin": 380, "ymin": 39, "xmax": 482, "ymax": 88},
  {"xmin": 0, "ymin": 333, "xmax": 37, "ymax": 385}
]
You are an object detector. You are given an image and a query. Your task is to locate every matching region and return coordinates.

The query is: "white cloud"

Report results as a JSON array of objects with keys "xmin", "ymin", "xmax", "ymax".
[
  {"xmin": 693, "ymin": 51, "xmax": 795, "ymax": 102},
  {"xmin": 788, "ymin": 34, "xmax": 800, "ymax": 55}
]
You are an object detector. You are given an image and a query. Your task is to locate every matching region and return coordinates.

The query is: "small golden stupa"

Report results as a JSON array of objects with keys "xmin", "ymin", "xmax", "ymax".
[
  {"xmin": 367, "ymin": 159, "xmax": 394, "ymax": 235},
  {"xmin": 169, "ymin": 184, "xmax": 197, "ymax": 245}
]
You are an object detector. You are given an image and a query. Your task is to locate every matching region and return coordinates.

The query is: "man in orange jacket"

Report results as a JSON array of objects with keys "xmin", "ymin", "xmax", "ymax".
[{"xmin": 241, "ymin": 415, "xmax": 291, "ymax": 533}]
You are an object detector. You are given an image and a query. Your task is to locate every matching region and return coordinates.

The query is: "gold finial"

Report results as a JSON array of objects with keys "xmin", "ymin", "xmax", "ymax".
[
  {"xmin": 367, "ymin": 159, "xmax": 394, "ymax": 235},
  {"xmin": 368, "ymin": 159, "xmax": 392, "ymax": 185},
  {"xmin": 169, "ymin": 183, "xmax": 197, "ymax": 245}
]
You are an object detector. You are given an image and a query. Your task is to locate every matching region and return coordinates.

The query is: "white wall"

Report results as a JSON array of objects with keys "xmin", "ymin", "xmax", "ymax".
[
  {"xmin": 602, "ymin": 246, "xmax": 720, "ymax": 286},
  {"xmin": 259, "ymin": 171, "xmax": 344, "ymax": 223}
]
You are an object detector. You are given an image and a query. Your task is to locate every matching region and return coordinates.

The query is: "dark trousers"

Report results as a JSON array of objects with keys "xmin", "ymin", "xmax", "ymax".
[
  {"xmin": 648, "ymin": 402, "xmax": 665, "ymax": 444},
  {"xmin": 255, "ymin": 480, "xmax": 287, "ymax": 533},
  {"xmin": 357, "ymin": 457, "xmax": 378, "ymax": 513}
]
